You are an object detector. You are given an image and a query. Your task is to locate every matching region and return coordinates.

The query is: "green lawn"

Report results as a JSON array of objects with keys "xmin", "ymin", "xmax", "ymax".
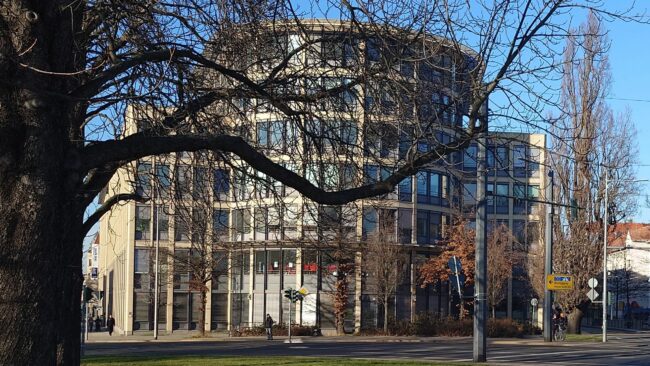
[{"xmin": 81, "ymin": 356, "xmax": 474, "ymax": 366}]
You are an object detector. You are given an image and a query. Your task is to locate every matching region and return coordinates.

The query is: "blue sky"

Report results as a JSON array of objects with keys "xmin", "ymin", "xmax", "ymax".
[{"xmin": 606, "ymin": 18, "xmax": 650, "ymax": 222}]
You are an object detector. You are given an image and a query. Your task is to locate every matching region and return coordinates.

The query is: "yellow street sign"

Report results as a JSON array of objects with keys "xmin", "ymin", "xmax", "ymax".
[{"xmin": 546, "ymin": 274, "xmax": 574, "ymax": 290}]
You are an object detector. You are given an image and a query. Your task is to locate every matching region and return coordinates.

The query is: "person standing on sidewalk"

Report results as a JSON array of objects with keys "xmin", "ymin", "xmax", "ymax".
[
  {"xmin": 107, "ymin": 314, "xmax": 115, "ymax": 336},
  {"xmin": 94, "ymin": 316, "xmax": 102, "ymax": 332},
  {"xmin": 265, "ymin": 314, "xmax": 274, "ymax": 340}
]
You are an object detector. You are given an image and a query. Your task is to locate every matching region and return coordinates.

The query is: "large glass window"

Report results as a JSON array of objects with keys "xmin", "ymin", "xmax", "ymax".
[{"xmin": 416, "ymin": 171, "xmax": 446, "ymax": 205}]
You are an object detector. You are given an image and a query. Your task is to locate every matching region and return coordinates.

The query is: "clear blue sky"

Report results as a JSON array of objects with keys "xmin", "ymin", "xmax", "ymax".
[{"xmin": 606, "ymin": 18, "xmax": 650, "ymax": 222}]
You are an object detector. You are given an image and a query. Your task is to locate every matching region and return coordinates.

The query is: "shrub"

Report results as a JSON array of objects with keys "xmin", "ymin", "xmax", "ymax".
[
  {"xmin": 233, "ymin": 324, "xmax": 318, "ymax": 337},
  {"xmin": 361, "ymin": 313, "xmax": 532, "ymax": 338}
]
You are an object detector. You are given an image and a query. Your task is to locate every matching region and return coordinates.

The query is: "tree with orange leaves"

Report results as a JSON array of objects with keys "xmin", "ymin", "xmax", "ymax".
[
  {"xmin": 420, "ymin": 218, "xmax": 520, "ymax": 319},
  {"xmin": 419, "ymin": 217, "xmax": 475, "ymax": 319}
]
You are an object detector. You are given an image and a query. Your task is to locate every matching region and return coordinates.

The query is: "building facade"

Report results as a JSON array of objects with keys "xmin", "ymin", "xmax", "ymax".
[{"xmin": 96, "ymin": 20, "xmax": 546, "ymax": 335}]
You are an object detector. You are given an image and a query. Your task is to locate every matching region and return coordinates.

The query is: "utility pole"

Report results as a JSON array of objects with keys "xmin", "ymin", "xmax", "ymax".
[
  {"xmin": 543, "ymin": 170, "xmax": 554, "ymax": 342},
  {"xmin": 154, "ymin": 204, "xmax": 160, "ymax": 340},
  {"xmin": 603, "ymin": 168, "xmax": 608, "ymax": 343},
  {"xmin": 473, "ymin": 125, "xmax": 487, "ymax": 362}
]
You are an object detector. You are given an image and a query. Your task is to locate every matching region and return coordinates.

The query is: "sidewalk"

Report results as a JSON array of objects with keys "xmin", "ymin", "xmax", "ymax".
[
  {"xmin": 85, "ymin": 328, "xmax": 646, "ymax": 344},
  {"xmin": 84, "ymin": 331, "xmax": 530, "ymax": 344}
]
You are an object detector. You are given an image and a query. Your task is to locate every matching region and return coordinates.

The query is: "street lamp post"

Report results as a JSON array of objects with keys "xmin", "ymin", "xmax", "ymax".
[
  {"xmin": 603, "ymin": 170, "xmax": 608, "ymax": 343},
  {"xmin": 154, "ymin": 204, "xmax": 160, "ymax": 340}
]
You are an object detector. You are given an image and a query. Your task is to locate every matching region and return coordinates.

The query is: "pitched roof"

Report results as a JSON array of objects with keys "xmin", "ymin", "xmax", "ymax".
[{"xmin": 608, "ymin": 223, "xmax": 650, "ymax": 247}]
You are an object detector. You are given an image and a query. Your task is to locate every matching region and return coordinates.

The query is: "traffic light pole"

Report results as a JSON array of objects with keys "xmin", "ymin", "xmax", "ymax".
[
  {"xmin": 543, "ymin": 171, "xmax": 554, "ymax": 342},
  {"xmin": 473, "ymin": 128, "xmax": 487, "ymax": 363},
  {"xmin": 288, "ymin": 295, "xmax": 293, "ymax": 344}
]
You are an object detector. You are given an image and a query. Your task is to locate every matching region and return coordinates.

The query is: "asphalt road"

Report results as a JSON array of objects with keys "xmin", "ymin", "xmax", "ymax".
[{"xmin": 85, "ymin": 333, "xmax": 650, "ymax": 365}]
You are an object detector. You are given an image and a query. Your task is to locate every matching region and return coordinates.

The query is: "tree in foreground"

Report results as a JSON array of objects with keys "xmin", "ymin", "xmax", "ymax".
[
  {"xmin": 528, "ymin": 12, "xmax": 640, "ymax": 334},
  {"xmin": 0, "ymin": 1, "xmax": 645, "ymax": 364}
]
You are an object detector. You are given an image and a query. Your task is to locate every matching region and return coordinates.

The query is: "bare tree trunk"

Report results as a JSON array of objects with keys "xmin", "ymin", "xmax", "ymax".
[
  {"xmin": 492, "ymin": 306, "xmax": 496, "ymax": 319},
  {"xmin": 567, "ymin": 307, "xmax": 584, "ymax": 334},
  {"xmin": 199, "ymin": 289, "xmax": 207, "ymax": 336},
  {"xmin": 383, "ymin": 294, "xmax": 389, "ymax": 334}
]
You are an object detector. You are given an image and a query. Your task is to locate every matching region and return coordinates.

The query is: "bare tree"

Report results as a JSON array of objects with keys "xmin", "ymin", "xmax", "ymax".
[
  {"xmin": 547, "ymin": 12, "xmax": 640, "ymax": 333},
  {"xmin": 364, "ymin": 209, "xmax": 408, "ymax": 333},
  {"xmin": 0, "ymin": 1, "xmax": 646, "ymax": 363},
  {"xmin": 486, "ymin": 223, "xmax": 522, "ymax": 319}
]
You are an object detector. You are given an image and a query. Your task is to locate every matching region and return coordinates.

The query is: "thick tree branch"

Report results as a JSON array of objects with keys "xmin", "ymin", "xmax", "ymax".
[
  {"xmin": 80, "ymin": 132, "xmax": 473, "ymax": 205},
  {"xmin": 82, "ymin": 193, "xmax": 146, "ymax": 236}
]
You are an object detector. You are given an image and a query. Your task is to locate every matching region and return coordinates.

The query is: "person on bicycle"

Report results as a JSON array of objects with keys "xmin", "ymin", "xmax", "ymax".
[{"xmin": 553, "ymin": 306, "xmax": 567, "ymax": 340}]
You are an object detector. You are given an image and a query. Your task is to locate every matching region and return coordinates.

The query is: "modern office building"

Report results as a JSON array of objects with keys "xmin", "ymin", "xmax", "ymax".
[{"xmin": 96, "ymin": 20, "xmax": 546, "ymax": 335}]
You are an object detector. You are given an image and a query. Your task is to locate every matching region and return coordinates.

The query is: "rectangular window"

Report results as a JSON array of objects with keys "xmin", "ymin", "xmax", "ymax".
[
  {"xmin": 513, "ymin": 183, "xmax": 526, "ymax": 215},
  {"xmin": 213, "ymin": 169, "xmax": 230, "ymax": 200},
  {"xmin": 364, "ymin": 165, "xmax": 379, "ymax": 184},
  {"xmin": 417, "ymin": 171, "xmax": 428, "ymax": 204},
  {"xmin": 134, "ymin": 248, "xmax": 150, "ymax": 273},
  {"xmin": 135, "ymin": 205, "xmax": 151, "ymax": 240},
  {"xmin": 527, "ymin": 185, "xmax": 540, "ymax": 214},
  {"xmin": 464, "ymin": 145, "xmax": 477, "ymax": 170},
  {"xmin": 463, "ymin": 182, "xmax": 477, "ymax": 208},
  {"xmin": 398, "ymin": 177, "xmax": 412, "ymax": 202},
  {"xmin": 155, "ymin": 164, "xmax": 170, "ymax": 198},
  {"xmin": 175, "ymin": 165, "xmax": 191, "ymax": 198},
  {"xmin": 486, "ymin": 183, "xmax": 494, "ymax": 214},
  {"xmin": 513, "ymin": 145, "xmax": 526, "ymax": 177},
  {"xmin": 496, "ymin": 183, "xmax": 509, "ymax": 214},
  {"xmin": 192, "ymin": 167, "xmax": 208, "ymax": 200},
  {"xmin": 513, "ymin": 220, "xmax": 526, "ymax": 245},
  {"xmin": 232, "ymin": 209, "xmax": 251, "ymax": 240},
  {"xmin": 153, "ymin": 207, "xmax": 169, "ymax": 241},
  {"xmin": 174, "ymin": 214, "xmax": 189, "ymax": 242},
  {"xmin": 416, "ymin": 210, "xmax": 429, "ymax": 244},
  {"xmin": 398, "ymin": 209, "xmax": 412, "ymax": 244},
  {"xmin": 430, "ymin": 173, "xmax": 440, "ymax": 197},
  {"xmin": 212, "ymin": 210, "xmax": 229, "ymax": 240},
  {"xmin": 136, "ymin": 162, "xmax": 151, "ymax": 198},
  {"xmin": 496, "ymin": 146, "xmax": 509, "ymax": 176},
  {"xmin": 528, "ymin": 147, "xmax": 540, "ymax": 177},
  {"xmin": 362, "ymin": 207, "xmax": 377, "ymax": 239}
]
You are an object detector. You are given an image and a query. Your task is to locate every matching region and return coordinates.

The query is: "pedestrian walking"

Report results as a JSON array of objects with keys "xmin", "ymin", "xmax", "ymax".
[
  {"xmin": 265, "ymin": 314, "xmax": 274, "ymax": 340},
  {"xmin": 94, "ymin": 316, "xmax": 102, "ymax": 332},
  {"xmin": 87, "ymin": 316, "xmax": 93, "ymax": 333},
  {"xmin": 107, "ymin": 314, "xmax": 115, "ymax": 336}
]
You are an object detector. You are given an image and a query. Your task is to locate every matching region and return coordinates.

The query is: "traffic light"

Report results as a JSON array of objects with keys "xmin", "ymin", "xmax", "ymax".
[
  {"xmin": 284, "ymin": 288, "xmax": 304, "ymax": 303},
  {"xmin": 284, "ymin": 289, "xmax": 294, "ymax": 301}
]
